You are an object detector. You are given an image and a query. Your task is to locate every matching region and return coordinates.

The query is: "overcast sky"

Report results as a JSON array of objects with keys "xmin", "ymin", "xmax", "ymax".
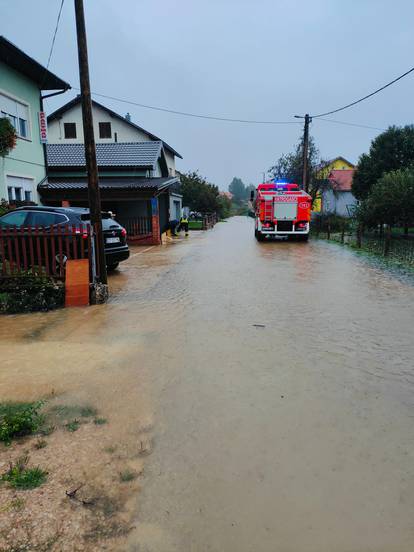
[{"xmin": 2, "ymin": 0, "xmax": 414, "ymax": 188}]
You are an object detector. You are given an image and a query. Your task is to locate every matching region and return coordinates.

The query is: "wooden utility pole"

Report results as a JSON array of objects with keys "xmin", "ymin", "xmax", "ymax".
[
  {"xmin": 74, "ymin": 0, "xmax": 108, "ymax": 289},
  {"xmin": 301, "ymin": 113, "xmax": 311, "ymax": 193}
]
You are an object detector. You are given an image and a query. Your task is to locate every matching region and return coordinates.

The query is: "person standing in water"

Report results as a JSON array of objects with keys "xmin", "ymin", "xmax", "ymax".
[{"xmin": 179, "ymin": 214, "xmax": 189, "ymax": 236}]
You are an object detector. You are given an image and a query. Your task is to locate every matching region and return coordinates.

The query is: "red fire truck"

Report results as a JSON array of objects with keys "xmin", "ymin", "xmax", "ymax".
[{"xmin": 251, "ymin": 181, "xmax": 312, "ymax": 241}]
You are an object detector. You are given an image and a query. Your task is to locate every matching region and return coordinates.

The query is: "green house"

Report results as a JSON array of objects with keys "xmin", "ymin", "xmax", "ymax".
[{"xmin": 0, "ymin": 36, "xmax": 70, "ymax": 204}]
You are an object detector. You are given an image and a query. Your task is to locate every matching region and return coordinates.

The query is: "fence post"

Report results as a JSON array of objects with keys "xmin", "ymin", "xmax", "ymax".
[
  {"xmin": 384, "ymin": 225, "xmax": 391, "ymax": 256},
  {"xmin": 327, "ymin": 217, "xmax": 331, "ymax": 240},
  {"xmin": 341, "ymin": 221, "xmax": 345, "ymax": 244},
  {"xmin": 356, "ymin": 223, "xmax": 362, "ymax": 248}
]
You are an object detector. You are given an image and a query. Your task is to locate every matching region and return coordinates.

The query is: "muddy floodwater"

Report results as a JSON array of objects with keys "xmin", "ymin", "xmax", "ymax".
[{"xmin": 2, "ymin": 216, "xmax": 414, "ymax": 552}]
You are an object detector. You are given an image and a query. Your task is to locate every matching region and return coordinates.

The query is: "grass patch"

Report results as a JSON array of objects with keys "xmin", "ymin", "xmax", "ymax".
[
  {"xmin": 119, "ymin": 469, "xmax": 137, "ymax": 482},
  {"xmin": 188, "ymin": 220, "xmax": 203, "ymax": 230},
  {"xmin": 65, "ymin": 420, "xmax": 80, "ymax": 432},
  {"xmin": 94, "ymin": 417, "xmax": 107, "ymax": 426},
  {"xmin": 48, "ymin": 404, "xmax": 97, "ymax": 421},
  {"xmin": 34, "ymin": 438, "xmax": 47, "ymax": 450},
  {"xmin": 0, "ymin": 401, "xmax": 44, "ymax": 445},
  {"xmin": 1, "ymin": 455, "xmax": 47, "ymax": 490},
  {"xmin": 104, "ymin": 445, "xmax": 117, "ymax": 454}
]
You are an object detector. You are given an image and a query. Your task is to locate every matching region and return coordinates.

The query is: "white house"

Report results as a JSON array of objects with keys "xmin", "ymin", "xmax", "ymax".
[{"xmin": 47, "ymin": 96, "xmax": 182, "ymax": 177}]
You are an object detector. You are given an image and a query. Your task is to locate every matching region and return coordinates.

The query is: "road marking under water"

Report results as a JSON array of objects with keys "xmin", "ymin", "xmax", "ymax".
[{"xmin": 130, "ymin": 246, "xmax": 155, "ymax": 258}]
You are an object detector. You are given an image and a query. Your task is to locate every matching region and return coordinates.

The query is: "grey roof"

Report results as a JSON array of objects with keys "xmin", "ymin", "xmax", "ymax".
[
  {"xmin": 39, "ymin": 176, "xmax": 179, "ymax": 192},
  {"xmin": 46, "ymin": 141, "xmax": 163, "ymax": 168},
  {"xmin": 0, "ymin": 36, "xmax": 70, "ymax": 91},
  {"xmin": 47, "ymin": 96, "xmax": 182, "ymax": 159}
]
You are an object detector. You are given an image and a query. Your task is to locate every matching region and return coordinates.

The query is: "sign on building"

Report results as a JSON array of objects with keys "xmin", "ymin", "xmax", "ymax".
[{"xmin": 38, "ymin": 111, "xmax": 47, "ymax": 143}]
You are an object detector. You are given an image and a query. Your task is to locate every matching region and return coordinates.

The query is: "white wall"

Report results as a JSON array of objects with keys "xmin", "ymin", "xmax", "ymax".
[
  {"xmin": 47, "ymin": 103, "xmax": 176, "ymax": 175},
  {"xmin": 169, "ymin": 193, "xmax": 182, "ymax": 221}
]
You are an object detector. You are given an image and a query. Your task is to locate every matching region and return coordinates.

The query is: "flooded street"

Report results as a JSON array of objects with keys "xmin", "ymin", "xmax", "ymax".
[{"xmin": 2, "ymin": 216, "xmax": 414, "ymax": 551}]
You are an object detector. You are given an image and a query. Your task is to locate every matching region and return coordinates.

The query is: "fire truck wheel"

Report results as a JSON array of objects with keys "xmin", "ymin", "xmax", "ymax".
[
  {"xmin": 295, "ymin": 234, "xmax": 309, "ymax": 242},
  {"xmin": 255, "ymin": 231, "xmax": 265, "ymax": 242}
]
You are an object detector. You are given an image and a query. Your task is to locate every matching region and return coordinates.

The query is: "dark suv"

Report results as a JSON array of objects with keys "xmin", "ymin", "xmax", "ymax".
[{"xmin": 0, "ymin": 206, "xmax": 129, "ymax": 270}]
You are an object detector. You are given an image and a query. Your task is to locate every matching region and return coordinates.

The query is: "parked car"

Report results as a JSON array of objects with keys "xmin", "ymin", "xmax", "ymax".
[{"xmin": 0, "ymin": 206, "xmax": 129, "ymax": 271}]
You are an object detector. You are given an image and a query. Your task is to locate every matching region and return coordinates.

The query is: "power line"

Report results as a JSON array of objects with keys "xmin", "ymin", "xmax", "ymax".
[
  {"xmin": 45, "ymin": 0, "xmax": 65, "ymax": 72},
  {"xmin": 72, "ymin": 87, "xmax": 301, "ymax": 125},
  {"xmin": 311, "ymin": 65, "xmax": 414, "ymax": 118},
  {"xmin": 316, "ymin": 117, "xmax": 387, "ymax": 132}
]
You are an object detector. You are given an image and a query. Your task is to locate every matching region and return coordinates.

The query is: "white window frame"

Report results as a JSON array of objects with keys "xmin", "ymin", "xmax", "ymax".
[
  {"xmin": 5, "ymin": 174, "xmax": 35, "ymax": 202},
  {"xmin": 0, "ymin": 88, "xmax": 32, "ymax": 142}
]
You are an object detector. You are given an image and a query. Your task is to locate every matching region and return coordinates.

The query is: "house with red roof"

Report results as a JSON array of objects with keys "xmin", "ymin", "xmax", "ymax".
[{"xmin": 322, "ymin": 168, "xmax": 358, "ymax": 217}]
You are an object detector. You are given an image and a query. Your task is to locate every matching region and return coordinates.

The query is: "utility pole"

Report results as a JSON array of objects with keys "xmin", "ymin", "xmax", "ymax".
[
  {"xmin": 295, "ymin": 113, "xmax": 312, "ymax": 193},
  {"xmin": 302, "ymin": 113, "xmax": 311, "ymax": 193},
  {"xmin": 74, "ymin": 0, "xmax": 108, "ymax": 296}
]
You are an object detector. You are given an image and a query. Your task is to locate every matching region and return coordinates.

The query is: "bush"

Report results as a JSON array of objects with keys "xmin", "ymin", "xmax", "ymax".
[
  {"xmin": 2, "ymin": 455, "xmax": 47, "ymax": 489},
  {"xmin": 0, "ymin": 276, "xmax": 64, "ymax": 314},
  {"xmin": 0, "ymin": 401, "xmax": 44, "ymax": 444}
]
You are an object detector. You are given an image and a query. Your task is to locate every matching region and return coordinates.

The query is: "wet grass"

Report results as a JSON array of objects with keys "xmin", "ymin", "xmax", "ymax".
[
  {"xmin": 119, "ymin": 469, "xmax": 137, "ymax": 483},
  {"xmin": 1, "ymin": 455, "xmax": 47, "ymax": 490},
  {"xmin": 33, "ymin": 438, "xmax": 47, "ymax": 450},
  {"xmin": 0, "ymin": 401, "xmax": 44, "ymax": 445},
  {"xmin": 48, "ymin": 404, "xmax": 98, "ymax": 421},
  {"xmin": 104, "ymin": 445, "xmax": 117, "ymax": 454},
  {"xmin": 93, "ymin": 417, "xmax": 107, "ymax": 426},
  {"xmin": 65, "ymin": 420, "xmax": 80, "ymax": 432}
]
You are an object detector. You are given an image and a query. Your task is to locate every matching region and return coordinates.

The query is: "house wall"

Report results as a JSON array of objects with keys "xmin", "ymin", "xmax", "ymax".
[
  {"xmin": 47, "ymin": 103, "xmax": 176, "ymax": 175},
  {"xmin": 322, "ymin": 190, "xmax": 358, "ymax": 217},
  {"xmin": 0, "ymin": 62, "xmax": 47, "ymax": 203},
  {"xmin": 169, "ymin": 192, "xmax": 182, "ymax": 221}
]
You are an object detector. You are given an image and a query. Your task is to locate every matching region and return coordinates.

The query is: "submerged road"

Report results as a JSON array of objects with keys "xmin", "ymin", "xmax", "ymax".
[
  {"xmin": 1, "ymin": 216, "xmax": 414, "ymax": 552},
  {"xmin": 125, "ymin": 217, "xmax": 414, "ymax": 552}
]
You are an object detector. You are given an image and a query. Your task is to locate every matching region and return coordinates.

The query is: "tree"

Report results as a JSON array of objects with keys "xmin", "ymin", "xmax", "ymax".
[
  {"xmin": 0, "ymin": 118, "xmax": 16, "ymax": 157},
  {"xmin": 228, "ymin": 177, "xmax": 246, "ymax": 201},
  {"xmin": 216, "ymin": 194, "xmax": 232, "ymax": 218},
  {"xmin": 269, "ymin": 135, "xmax": 330, "ymax": 204},
  {"xmin": 352, "ymin": 125, "xmax": 414, "ymax": 200},
  {"xmin": 357, "ymin": 168, "xmax": 414, "ymax": 230},
  {"xmin": 178, "ymin": 170, "xmax": 220, "ymax": 214}
]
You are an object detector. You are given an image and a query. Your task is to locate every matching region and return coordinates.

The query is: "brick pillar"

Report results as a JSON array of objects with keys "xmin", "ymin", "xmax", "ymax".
[{"xmin": 151, "ymin": 197, "xmax": 161, "ymax": 245}]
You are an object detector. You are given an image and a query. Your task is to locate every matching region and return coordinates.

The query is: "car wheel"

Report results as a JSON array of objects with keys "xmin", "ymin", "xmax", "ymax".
[{"xmin": 107, "ymin": 262, "xmax": 119, "ymax": 271}]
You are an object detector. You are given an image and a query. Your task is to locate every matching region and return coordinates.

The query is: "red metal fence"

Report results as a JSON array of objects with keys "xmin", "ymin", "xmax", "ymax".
[
  {"xmin": 0, "ymin": 225, "xmax": 92, "ymax": 280},
  {"xmin": 118, "ymin": 217, "xmax": 152, "ymax": 241}
]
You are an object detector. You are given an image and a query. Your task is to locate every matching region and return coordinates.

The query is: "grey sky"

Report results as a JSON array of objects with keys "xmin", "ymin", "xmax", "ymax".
[{"xmin": 2, "ymin": 0, "xmax": 414, "ymax": 188}]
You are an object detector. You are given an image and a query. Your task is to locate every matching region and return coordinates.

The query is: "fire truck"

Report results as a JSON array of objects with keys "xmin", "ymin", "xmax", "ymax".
[{"xmin": 251, "ymin": 180, "xmax": 312, "ymax": 241}]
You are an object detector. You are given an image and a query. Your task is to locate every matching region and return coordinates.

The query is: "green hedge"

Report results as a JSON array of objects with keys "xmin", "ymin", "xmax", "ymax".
[{"xmin": 0, "ymin": 276, "xmax": 64, "ymax": 314}]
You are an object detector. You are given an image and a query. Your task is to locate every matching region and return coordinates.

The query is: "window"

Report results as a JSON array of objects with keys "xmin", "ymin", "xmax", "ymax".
[
  {"xmin": 64, "ymin": 122, "xmax": 77, "ymax": 139},
  {"xmin": 28, "ymin": 211, "xmax": 59, "ymax": 227},
  {"xmin": 0, "ymin": 211, "xmax": 28, "ymax": 227},
  {"xmin": 6, "ymin": 175, "xmax": 34, "ymax": 203},
  {"xmin": 99, "ymin": 122, "xmax": 111, "ymax": 139},
  {"xmin": 0, "ymin": 92, "xmax": 30, "ymax": 139}
]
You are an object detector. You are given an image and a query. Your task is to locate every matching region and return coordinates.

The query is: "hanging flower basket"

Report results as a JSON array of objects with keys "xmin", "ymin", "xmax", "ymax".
[{"xmin": 0, "ymin": 118, "xmax": 17, "ymax": 157}]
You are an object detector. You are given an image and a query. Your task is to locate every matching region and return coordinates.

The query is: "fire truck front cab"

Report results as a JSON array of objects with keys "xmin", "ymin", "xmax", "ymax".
[{"xmin": 252, "ymin": 181, "xmax": 312, "ymax": 241}]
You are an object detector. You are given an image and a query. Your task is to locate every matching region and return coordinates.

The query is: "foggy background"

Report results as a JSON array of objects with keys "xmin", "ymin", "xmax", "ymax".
[{"xmin": 1, "ymin": 0, "xmax": 413, "ymax": 188}]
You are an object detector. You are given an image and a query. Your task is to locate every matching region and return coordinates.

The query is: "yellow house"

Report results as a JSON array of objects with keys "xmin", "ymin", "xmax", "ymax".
[{"xmin": 313, "ymin": 156, "xmax": 355, "ymax": 212}]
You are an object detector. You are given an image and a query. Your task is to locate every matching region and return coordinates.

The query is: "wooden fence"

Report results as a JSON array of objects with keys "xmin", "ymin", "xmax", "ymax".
[
  {"xmin": 202, "ymin": 213, "xmax": 218, "ymax": 230},
  {"xmin": 0, "ymin": 225, "xmax": 93, "ymax": 280},
  {"xmin": 117, "ymin": 217, "xmax": 152, "ymax": 241}
]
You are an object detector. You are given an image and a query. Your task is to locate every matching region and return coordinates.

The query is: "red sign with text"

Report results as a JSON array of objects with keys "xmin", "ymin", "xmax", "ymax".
[{"xmin": 38, "ymin": 111, "xmax": 47, "ymax": 143}]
